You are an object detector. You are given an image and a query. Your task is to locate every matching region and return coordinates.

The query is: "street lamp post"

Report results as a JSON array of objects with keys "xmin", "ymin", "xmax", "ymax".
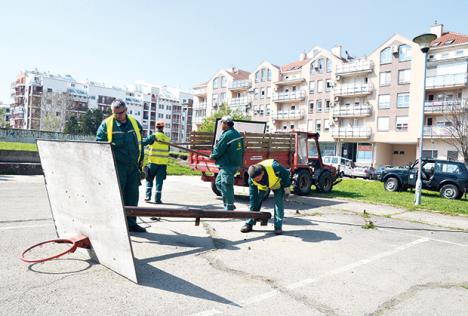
[{"xmin": 413, "ymin": 33, "xmax": 437, "ymax": 205}]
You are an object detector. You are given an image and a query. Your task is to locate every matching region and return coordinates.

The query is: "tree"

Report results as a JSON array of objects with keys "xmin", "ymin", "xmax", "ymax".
[
  {"xmin": 198, "ymin": 103, "xmax": 251, "ymax": 132},
  {"xmin": 0, "ymin": 107, "xmax": 10, "ymax": 128},
  {"xmin": 79, "ymin": 109, "xmax": 105, "ymax": 135},
  {"xmin": 64, "ymin": 116, "xmax": 80, "ymax": 134},
  {"xmin": 40, "ymin": 92, "xmax": 69, "ymax": 132},
  {"xmin": 442, "ymin": 104, "xmax": 468, "ymax": 163}
]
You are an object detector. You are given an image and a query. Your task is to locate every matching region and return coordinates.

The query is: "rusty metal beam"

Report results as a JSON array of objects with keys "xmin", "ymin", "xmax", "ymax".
[{"xmin": 124, "ymin": 206, "xmax": 271, "ymax": 226}]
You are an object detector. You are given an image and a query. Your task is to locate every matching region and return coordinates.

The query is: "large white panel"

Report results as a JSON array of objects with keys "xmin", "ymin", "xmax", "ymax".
[{"xmin": 37, "ymin": 140, "xmax": 137, "ymax": 283}]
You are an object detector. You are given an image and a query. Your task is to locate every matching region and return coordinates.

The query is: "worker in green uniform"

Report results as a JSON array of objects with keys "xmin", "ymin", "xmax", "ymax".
[
  {"xmin": 209, "ymin": 116, "xmax": 244, "ymax": 211},
  {"xmin": 240, "ymin": 159, "xmax": 291, "ymax": 235},
  {"xmin": 96, "ymin": 99, "xmax": 147, "ymax": 233},
  {"xmin": 144, "ymin": 120, "xmax": 170, "ymax": 204}
]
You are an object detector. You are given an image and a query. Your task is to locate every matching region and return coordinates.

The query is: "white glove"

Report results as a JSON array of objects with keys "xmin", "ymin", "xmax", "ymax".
[{"xmin": 284, "ymin": 187, "xmax": 291, "ymax": 199}]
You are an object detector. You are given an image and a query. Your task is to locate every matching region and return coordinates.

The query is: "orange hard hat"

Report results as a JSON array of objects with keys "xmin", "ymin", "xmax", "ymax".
[{"xmin": 156, "ymin": 120, "xmax": 165, "ymax": 128}]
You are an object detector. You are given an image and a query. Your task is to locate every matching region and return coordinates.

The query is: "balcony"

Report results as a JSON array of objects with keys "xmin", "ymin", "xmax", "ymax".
[
  {"xmin": 336, "ymin": 60, "xmax": 374, "ymax": 77},
  {"xmin": 229, "ymin": 96, "xmax": 251, "ymax": 107},
  {"xmin": 331, "ymin": 127, "xmax": 372, "ymax": 139},
  {"xmin": 423, "ymin": 126, "xmax": 456, "ymax": 138},
  {"xmin": 193, "ymin": 102, "xmax": 207, "ymax": 110},
  {"xmin": 424, "ymin": 99, "xmax": 467, "ymax": 114},
  {"xmin": 272, "ymin": 110, "xmax": 304, "ymax": 121},
  {"xmin": 274, "ymin": 77, "xmax": 305, "ymax": 86},
  {"xmin": 426, "ymin": 73, "xmax": 468, "ymax": 90},
  {"xmin": 193, "ymin": 88, "xmax": 207, "ymax": 96},
  {"xmin": 334, "ymin": 83, "xmax": 373, "ymax": 97},
  {"xmin": 332, "ymin": 104, "xmax": 372, "ymax": 117},
  {"xmin": 272, "ymin": 90, "xmax": 306, "ymax": 103},
  {"xmin": 229, "ymin": 80, "xmax": 251, "ymax": 90}
]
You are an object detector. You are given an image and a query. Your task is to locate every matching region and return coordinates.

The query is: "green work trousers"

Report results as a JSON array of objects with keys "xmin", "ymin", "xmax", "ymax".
[
  {"xmin": 246, "ymin": 187, "xmax": 285, "ymax": 229},
  {"xmin": 116, "ymin": 162, "xmax": 140, "ymax": 228},
  {"xmin": 215, "ymin": 167, "xmax": 237, "ymax": 211},
  {"xmin": 145, "ymin": 163, "xmax": 167, "ymax": 203}
]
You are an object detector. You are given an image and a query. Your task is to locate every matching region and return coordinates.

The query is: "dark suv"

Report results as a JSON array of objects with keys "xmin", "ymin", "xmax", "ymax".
[{"xmin": 380, "ymin": 159, "xmax": 468, "ymax": 199}]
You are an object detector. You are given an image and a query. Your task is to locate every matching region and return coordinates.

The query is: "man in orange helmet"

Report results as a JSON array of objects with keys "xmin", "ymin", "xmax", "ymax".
[{"xmin": 144, "ymin": 120, "xmax": 170, "ymax": 204}]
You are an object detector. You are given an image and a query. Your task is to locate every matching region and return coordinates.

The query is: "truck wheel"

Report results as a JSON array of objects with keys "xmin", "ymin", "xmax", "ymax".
[
  {"xmin": 440, "ymin": 184, "xmax": 459, "ymax": 199},
  {"xmin": 293, "ymin": 169, "xmax": 312, "ymax": 196},
  {"xmin": 211, "ymin": 179, "xmax": 222, "ymax": 196},
  {"xmin": 384, "ymin": 177, "xmax": 399, "ymax": 192},
  {"xmin": 317, "ymin": 171, "xmax": 333, "ymax": 193}
]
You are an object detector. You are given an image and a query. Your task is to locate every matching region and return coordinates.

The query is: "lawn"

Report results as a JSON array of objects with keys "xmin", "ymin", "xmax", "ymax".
[
  {"xmin": 310, "ymin": 178, "xmax": 468, "ymax": 216},
  {"xmin": 167, "ymin": 157, "xmax": 201, "ymax": 176},
  {"xmin": 0, "ymin": 141, "xmax": 38, "ymax": 151}
]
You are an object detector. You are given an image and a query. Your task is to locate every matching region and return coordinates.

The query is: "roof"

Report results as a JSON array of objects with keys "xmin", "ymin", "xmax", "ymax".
[
  {"xmin": 226, "ymin": 69, "xmax": 250, "ymax": 80},
  {"xmin": 280, "ymin": 58, "xmax": 310, "ymax": 72},
  {"xmin": 431, "ymin": 32, "xmax": 468, "ymax": 47}
]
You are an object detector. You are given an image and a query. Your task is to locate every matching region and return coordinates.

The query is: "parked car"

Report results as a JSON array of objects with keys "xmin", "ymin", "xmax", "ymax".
[
  {"xmin": 351, "ymin": 166, "xmax": 376, "ymax": 179},
  {"xmin": 380, "ymin": 159, "xmax": 468, "ymax": 199},
  {"xmin": 322, "ymin": 156, "xmax": 354, "ymax": 178},
  {"xmin": 375, "ymin": 165, "xmax": 393, "ymax": 180}
]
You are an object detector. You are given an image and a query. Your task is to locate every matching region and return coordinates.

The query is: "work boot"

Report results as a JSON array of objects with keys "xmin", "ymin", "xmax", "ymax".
[
  {"xmin": 128, "ymin": 224, "xmax": 147, "ymax": 233},
  {"xmin": 150, "ymin": 217, "xmax": 161, "ymax": 221},
  {"xmin": 274, "ymin": 228, "xmax": 283, "ymax": 235},
  {"xmin": 240, "ymin": 224, "xmax": 253, "ymax": 233},
  {"xmin": 144, "ymin": 197, "xmax": 150, "ymax": 202},
  {"xmin": 155, "ymin": 200, "xmax": 162, "ymax": 204}
]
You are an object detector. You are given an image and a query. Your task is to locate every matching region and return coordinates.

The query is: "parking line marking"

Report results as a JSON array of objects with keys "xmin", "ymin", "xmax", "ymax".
[
  {"xmin": 380, "ymin": 228, "xmax": 468, "ymax": 247},
  {"xmin": 190, "ymin": 309, "xmax": 222, "ymax": 316},
  {"xmin": 0, "ymin": 224, "xmax": 51, "ymax": 231}
]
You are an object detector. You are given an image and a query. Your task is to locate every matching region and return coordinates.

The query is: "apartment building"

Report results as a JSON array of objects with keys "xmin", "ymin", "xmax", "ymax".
[
  {"xmin": 192, "ymin": 24, "xmax": 467, "ymax": 165},
  {"xmin": 0, "ymin": 102, "xmax": 10, "ymax": 127},
  {"xmin": 9, "ymin": 70, "xmax": 193, "ymax": 142}
]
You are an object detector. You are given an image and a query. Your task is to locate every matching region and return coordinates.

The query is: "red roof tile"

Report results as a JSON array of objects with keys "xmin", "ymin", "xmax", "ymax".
[
  {"xmin": 431, "ymin": 32, "xmax": 468, "ymax": 47},
  {"xmin": 226, "ymin": 69, "xmax": 251, "ymax": 80},
  {"xmin": 280, "ymin": 59, "xmax": 310, "ymax": 72}
]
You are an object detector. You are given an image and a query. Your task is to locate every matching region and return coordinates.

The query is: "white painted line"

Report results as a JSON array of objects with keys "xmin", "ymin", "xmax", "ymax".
[
  {"xmin": 0, "ymin": 224, "xmax": 51, "ymax": 231},
  {"xmin": 380, "ymin": 228, "xmax": 468, "ymax": 248},
  {"xmin": 190, "ymin": 309, "xmax": 222, "ymax": 316}
]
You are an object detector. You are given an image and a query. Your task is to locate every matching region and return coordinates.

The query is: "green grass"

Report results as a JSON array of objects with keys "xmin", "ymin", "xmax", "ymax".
[
  {"xmin": 0, "ymin": 141, "xmax": 38, "ymax": 151},
  {"xmin": 310, "ymin": 178, "xmax": 468, "ymax": 216},
  {"xmin": 167, "ymin": 157, "xmax": 201, "ymax": 176}
]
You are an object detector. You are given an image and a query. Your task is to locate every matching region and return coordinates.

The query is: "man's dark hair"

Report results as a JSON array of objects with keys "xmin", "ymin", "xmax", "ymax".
[
  {"xmin": 248, "ymin": 164, "xmax": 264, "ymax": 178},
  {"xmin": 226, "ymin": 121, "xmax": 234, "ymax": 127},
  {"xmin": 111, "ymin": 99, "xmax": 126, "ymax": 109}
]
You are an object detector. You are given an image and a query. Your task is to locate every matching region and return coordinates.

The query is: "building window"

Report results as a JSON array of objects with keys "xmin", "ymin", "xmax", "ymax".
[
  {"xmin": 447, "ymin": 150, "xmax": 459, "ymax": 161},
  {"xmin": 357, "ymin": 143, "xmax": 373, "ymax": 162},
  {"xmin": 309, "ymin": 102, "xmax": 314, "ymax": 113},
  {"xmin": 254, "ymin": 88, "xmax": 259, "ymax": 99},
  {"xmin": 260, "ymin": 88, "xmax": 265, "ymax": 99},
  {"xmin": 213, "ymin": 78, "xmax": 218, "ymax": 89},
  {"xmin": 315, "ymin": 119, "xmax": 321, "ymax": 132},
  {"xmin": 325, "ymin": 80, "xmax": 332, "ymax": 92},
  {"xmin": 378, "ymin": 94, "xmax": 391, "ymax": 108},
  {"xmin": 221, "ymin": 76, "xmax": 227, "ymax": 88},
  {"xmin": 266, "ymin": 87, "xmax": 271, "ymax": 98},
  {"xmin": 326, "ymin": 58, "xmax": 332, "ymax": 73},
  {"xmin": 396, "ymin": 116, "xmax": 408, "ymax": 131},
  {"xmin": 317, "ymin": 80, "xmax": 323, "ymax": 93},
  {"xmin": 324, "ymin": 119, "xmax": 330, "ymax": 132},
  {"xmin": 261, "ymin": 68, "xmax": 266, "ymax": 81},
  {"xmin": 398, "ymin": 69, "xmax": 411, "ymax": 84},
  {"xmin": 399, "ymin": 45, "xmax": 412, "ymax": 62},
  {"xmin": 318, "ymin": 59, "xmax": 324, "ymax": 73},
  {"xmin": 397, "ymin": 93, "xmax": 410, "ymax": 108},
  {"xmin": 267, "ymin": 68, "xmax": 272, "ymax": 81},
  {"xmin": 380, "ymin": 47, "xmax": 392, "ymax": 64},
  {"xmin": 377, "ymin": 117, "xmax": 389, "ymax": 131},
  {"xmin": 316, "ymin": 100, "xmax": 322, "ymax": 112},
  {"xmin": 422, "ymin": 150, "xmax": 438, "ymax": 159},
  {"xmin": 309, "ymin": 81, "xmax": 315, "ymax": 94},
  {"xmin": 255, "ymin": 71, "xmax": 260, "ymax": 83},
  {"xmin": 325, "ymin": 100, "xmax": 330, "ymax": 112},
  {"xmin": 379, "ymin": 72, "xmax": 391, "ymax": 86}
]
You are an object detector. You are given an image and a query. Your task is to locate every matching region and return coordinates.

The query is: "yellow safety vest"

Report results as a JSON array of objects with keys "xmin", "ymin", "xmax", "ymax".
[
  {"xmin": 147, "ymin": 131, "xmax": 170, "ymax": 165},
  {"xmin": 252, "ymin": 159, "xmax": 281, "ymax": 191},
  {"xmin": 105, "ymin": 114, "xmax": 142, "ymax": 161}
]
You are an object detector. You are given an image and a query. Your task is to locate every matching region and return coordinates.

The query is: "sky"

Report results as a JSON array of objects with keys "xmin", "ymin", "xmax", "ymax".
[{"xmin": 0, "ymin": 0, "xmax": 467, "ymax": 102}]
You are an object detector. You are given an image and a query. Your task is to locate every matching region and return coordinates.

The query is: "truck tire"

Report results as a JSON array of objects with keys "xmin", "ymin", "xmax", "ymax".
[
  {"xmin": 317, "ymin": 171, "xmax": 333, "ymax": 193},
  {"xmin": 439, "ymin": 184, "xmax": 459, "ymax": 199},
  {"xmin": 211, "ymin": 179, "xmax": 222, "ymax": 196},
  {"xmin": 293, "ymin": 169, "xmax": 312, "ymax": 196},
  {"xmin": 384, "ymin": 177, "xmax": 399, "ymax": 192}
]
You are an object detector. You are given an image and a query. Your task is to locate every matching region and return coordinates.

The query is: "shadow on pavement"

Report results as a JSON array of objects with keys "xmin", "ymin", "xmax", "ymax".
[{"xmin": 136, "ymin": 262, "xmax": 240, "ymax": 307}]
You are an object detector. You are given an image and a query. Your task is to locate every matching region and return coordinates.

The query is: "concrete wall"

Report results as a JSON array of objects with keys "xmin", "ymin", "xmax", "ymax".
[
  {"xmin": 0, "ymin": 128, "xmax": 94, "ymax": 143},
  {"xmin": 0, "ymin": 150, "xmax": 40, "ymax": 163}
]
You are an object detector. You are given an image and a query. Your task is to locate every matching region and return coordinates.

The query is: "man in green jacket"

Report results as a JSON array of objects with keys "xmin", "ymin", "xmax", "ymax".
[
  {"xmin": 240, "ymin": 159, "xmax": 291, "ymax": 235},
  {"xmin": 209, "ymin": 116, "xmax": 244, "ymax": 211},
  {"xmin": 96, "ymin": 99, "xmax": 147, "ymax": 233}
]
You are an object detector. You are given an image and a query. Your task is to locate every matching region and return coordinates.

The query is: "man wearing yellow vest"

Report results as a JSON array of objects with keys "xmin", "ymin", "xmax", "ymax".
[
  {"xmin": 96, "ymin": 99, "xmax": 147, "ymax": 233},
  {"xmin": 144, "ymin": 120, "xmax": 170, "ymax": 204},
  {"xmin": 240, "ymin": 159, "xmax": 291, "ymax": 235}
]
